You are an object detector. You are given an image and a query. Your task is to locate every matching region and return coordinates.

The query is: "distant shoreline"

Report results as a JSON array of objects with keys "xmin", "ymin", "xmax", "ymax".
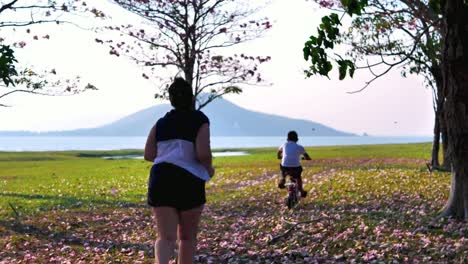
[
  {"xmin": 0, "ymin": 136, "xmax": 432, "ymax": 152},
  {"xmin": 0, "ymin": 133, "xmax": 429, "ymax": 137},
  {"xmin": 0, "ymin": 133, "xmax": 361, "ymax": 137}
]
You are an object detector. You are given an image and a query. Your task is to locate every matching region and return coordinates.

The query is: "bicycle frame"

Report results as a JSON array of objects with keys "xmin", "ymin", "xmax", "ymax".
[{"xmin": 284, "ymin": 177, "xmax": 301, "ymax": 209}]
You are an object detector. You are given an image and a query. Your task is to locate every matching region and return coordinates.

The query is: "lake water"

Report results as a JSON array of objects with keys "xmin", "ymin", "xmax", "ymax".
[
  {"xmin": 102, "ymin": 151, "xmax": 249, "ymax": 159},
  {"xmin": 0, "ymin": 136, "xmax": 432, "ymax": 151}
]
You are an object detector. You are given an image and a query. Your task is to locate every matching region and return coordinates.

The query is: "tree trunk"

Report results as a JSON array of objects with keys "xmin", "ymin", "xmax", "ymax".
[
  {"xmin": 430, "ymin": 65, "xmax": 450, "ymax": 170},
  {"xmin": 434, "ymin": 66, "xmax": 451, "ymax": 170},
  {"xmin": 431, "ymin": 113, "xmax": 441, "ymax": 168},
  {"xmin": 440, "ymin": 0, "xmax": 468, "ymax": 220},
  {"xmin": 441, "ymin": 125, "xmax": 450, "ymax": 169},
  {"xmin": 184, "ymin": 56, "xmax": 196, "ymax": 110}
]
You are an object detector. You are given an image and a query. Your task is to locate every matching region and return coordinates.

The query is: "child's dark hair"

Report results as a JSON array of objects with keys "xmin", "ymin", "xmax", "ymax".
[
  {"xmin": 287, "ymin": 131, "xmax": 298, "ymax": 142},
  {"xmin": 168, "ymin": 77, "xmax": 193, "ymax": 110}
]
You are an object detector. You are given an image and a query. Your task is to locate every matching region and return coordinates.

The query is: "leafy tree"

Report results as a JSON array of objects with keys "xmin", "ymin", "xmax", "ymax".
[
  {"xmin": 304, "ymin": 0, "xmax": 468, "ymax": 219},
  {"xmin": 100, "ymin": 0, "xmax": 272, "ymax": 109},
  {"xmin": 0, "ymin": 0, "xmax": 104, "ymax": 107},
  {"xmin": 304, "ymin": 0, "xmax": 450, "ymax": 170}
]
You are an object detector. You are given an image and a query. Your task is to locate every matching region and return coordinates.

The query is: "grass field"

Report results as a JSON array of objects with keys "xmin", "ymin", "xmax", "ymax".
[{"xmin": 0, "ymin": 143, "xmax": 467, "ymax": 263}]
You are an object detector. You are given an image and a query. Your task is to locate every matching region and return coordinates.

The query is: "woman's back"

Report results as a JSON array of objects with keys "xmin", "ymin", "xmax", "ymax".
[
  {"xmin": 153, "ymin": 109, "xmax": 211, "ymax": 181},
  {"xmin": 156, "ymin": 110, "xmax": 208, "ymax": 143}
]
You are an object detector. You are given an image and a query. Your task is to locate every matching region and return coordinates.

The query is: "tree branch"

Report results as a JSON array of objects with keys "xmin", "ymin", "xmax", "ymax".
[
  {"xmin": 348, "ymin": 22, "xmax": 433, "ymax": 93},
  {"xmin": 267, "ymin": 218, "xmax": 320, "ymax": 245},
  {"xmin": 0, "ymin": 0, "xmax": 19, "ymax": 14},
  {"xmin": 0, "ymin": 89, "xmax": 49, "ymax": 100}
]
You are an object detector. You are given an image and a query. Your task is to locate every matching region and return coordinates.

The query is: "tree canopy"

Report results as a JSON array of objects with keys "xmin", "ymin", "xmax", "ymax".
[
  {"xmin": 0, "ymin": 0, "xmax": 103, "ymax": 107},
  {"xmin": 100, "ymin": 0, "xmax": 272, "ymax": 109},
  {"xmin": 303, "ymin": 0, "xmax": 442, "ymax": 92}
]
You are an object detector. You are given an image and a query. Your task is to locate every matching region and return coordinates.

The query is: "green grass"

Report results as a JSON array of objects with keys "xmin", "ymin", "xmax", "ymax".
[
  {"xmin": 0, "ymin": 158, "xmax": 150, "ymax": 217},
  {"xmin": 1, "ymin": 142, "xmax": 466, "ymax": 263},
  {"xmin": 0, "ymin": 143, "xmax": 431, "ymax": 218}
]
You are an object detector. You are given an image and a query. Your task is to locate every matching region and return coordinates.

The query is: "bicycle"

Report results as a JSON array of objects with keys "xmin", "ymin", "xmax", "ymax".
[
  {"xmin": 277, "ymin": 148, "xmax": 311, "ymax": 209},
  {"xmin": 284, "ymin": 175, "xmax": 302, "ymax": 209}
]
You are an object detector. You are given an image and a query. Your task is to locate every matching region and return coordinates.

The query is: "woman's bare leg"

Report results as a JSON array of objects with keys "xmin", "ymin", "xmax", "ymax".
[
  {"xmin": 177, "ymin": 205, "xmax": 204, "ymax": 264},
  {"xmin": 152, "ymin": 207, "xmax": 179, "ymax": 264}
]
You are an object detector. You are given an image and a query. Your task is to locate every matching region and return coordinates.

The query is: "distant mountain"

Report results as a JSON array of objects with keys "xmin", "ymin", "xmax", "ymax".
[{"xmin": 0, "ymin": 98, "xmax": 355, "ymax": 137}]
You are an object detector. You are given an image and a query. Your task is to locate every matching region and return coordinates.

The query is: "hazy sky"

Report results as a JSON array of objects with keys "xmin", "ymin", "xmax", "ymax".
[{"xmin": 0, "ymin": 0, "xmax": 434, "ymax": 136}]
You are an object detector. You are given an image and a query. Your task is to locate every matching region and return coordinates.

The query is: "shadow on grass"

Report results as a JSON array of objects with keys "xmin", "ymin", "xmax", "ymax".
[
  {"xmin": 76, "ymin": 151, "xmax": 143, "ymax": 158},
  {"xmin": 1, "ymin": 192, "xmax": 143, "ymax": 207},
  {"xmin": 195, "ymin": 195, "xmax": 466, "ymax": 263},
  {"xmin": 210, "ymin": 191, "xmax": 454, "ymax": 239},
  {"xmin": 0, "ymin": 191, "xmax": 464, "ymax": 262},
  {"xmin": 0, "ymin": 199, "xmax": 153, "ymax": 258},
  {"xmin": 0, "ymin": 192, "xmax": 146, "ymax": 222},
  {"xmin": 0, "ymin": 219, "xmax": 152, "ymax": 257}
]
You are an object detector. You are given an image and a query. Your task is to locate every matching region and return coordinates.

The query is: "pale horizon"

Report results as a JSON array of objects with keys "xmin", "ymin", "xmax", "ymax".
[
  {"xmin": 0, "ymin": 96, "xmax": 432, "ymax": 137},
  {"xmin": 0, "ymin": 0, "xmax": 435, "ymax": 137}
]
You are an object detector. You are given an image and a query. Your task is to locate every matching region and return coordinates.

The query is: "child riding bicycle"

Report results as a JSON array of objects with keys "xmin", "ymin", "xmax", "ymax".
[{"xmin": 277, "ymin": 131, "xmax": 311, "ymax": 198}]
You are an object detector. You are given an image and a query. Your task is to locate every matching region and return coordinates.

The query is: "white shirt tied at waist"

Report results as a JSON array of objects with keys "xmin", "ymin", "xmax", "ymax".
[{"xmin": 153, "ymin": 139, "xmax": 210, "ymax": 181}]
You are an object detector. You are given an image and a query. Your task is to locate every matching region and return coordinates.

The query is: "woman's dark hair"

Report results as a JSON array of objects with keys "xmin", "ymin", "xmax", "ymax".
[
  {"xmin": 287, "ymin": 130, "xmax": 298, "ymax": 142},
  {"xmin": 168, "ymin": 77, "xmax": 193, "ymax": 110}
]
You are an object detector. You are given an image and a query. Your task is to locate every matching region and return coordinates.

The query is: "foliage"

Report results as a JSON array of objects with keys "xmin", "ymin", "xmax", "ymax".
[
  {"xmin": 0, "ymin": 0, "xmax": 104, "ymax": 106},
  {"xmin": 1, "ymin": 143, "xmax": 467, "ymax": 262},
  {"xmin": 100, "ymin": 0, "xmax": 272, "ymax": 109},
  {"xmin": 0, "ymin": 45, "xmax": 17, "ymax": 87},
  {"xmin": 303, "ymin": 13, "xmax": 356, "ymax": 79},
  {"xmin": 303, "ymin": 0, "xmax": 443, "ymax": 93}
]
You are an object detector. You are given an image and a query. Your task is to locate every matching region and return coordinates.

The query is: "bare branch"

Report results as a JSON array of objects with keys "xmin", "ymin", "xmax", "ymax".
[
  {"xmin": 347, "ymin": 20, "xmax": 434, "ymax": 93},
  {"xmin": 0, "ymin": 89, "xmax": 49, "ymax": 100},
  {"xmin": 107, "ymin": 0, "xmax": 270, "ymax": 108},
  {"xmin": 0, "ymin": 0, "xmax": 19, "ymax": 14}
]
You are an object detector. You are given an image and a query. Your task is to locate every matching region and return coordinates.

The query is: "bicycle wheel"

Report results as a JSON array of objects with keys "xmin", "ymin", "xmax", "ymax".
[
  {"xmin": 287, "ymin": 190, "xmax": 297, "ymax": 209},
  {"xmin": 286, "ymin": 195, "xmax": 294, "ymax": 209},
  {"xmin": 292, "ymin": 192, "xmax": 298, "ymax": 207}
]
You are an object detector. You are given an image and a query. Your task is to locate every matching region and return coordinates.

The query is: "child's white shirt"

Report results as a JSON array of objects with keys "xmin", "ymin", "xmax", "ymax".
[{"xmin": 279, "ymin": 141, "xmax": 305, "ymax": 167}]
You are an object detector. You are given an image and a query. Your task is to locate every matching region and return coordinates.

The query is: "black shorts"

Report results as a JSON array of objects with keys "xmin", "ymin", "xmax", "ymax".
[
  {"xmin": 147, "ymin": 162, "xmax": 206, "ymax": 211},
  {"xmin": 280, "ymin": 165, "xmax": 303, "ymax": 179}
]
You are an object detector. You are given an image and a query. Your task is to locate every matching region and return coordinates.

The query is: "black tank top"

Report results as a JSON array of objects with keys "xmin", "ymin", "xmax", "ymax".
[{"xmin": 155, "ymin": 109, "xmax": 210, "ymax": 143}]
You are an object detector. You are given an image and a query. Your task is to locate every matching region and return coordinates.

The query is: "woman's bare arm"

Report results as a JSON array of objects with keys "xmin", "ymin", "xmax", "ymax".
[
  {"xmin": 196, "ymin": 123, "xmax": 214, "ymax": 177},
  {"xmin": 144, "ymin": 125, "xmax": 157, "ymax": 162}
]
